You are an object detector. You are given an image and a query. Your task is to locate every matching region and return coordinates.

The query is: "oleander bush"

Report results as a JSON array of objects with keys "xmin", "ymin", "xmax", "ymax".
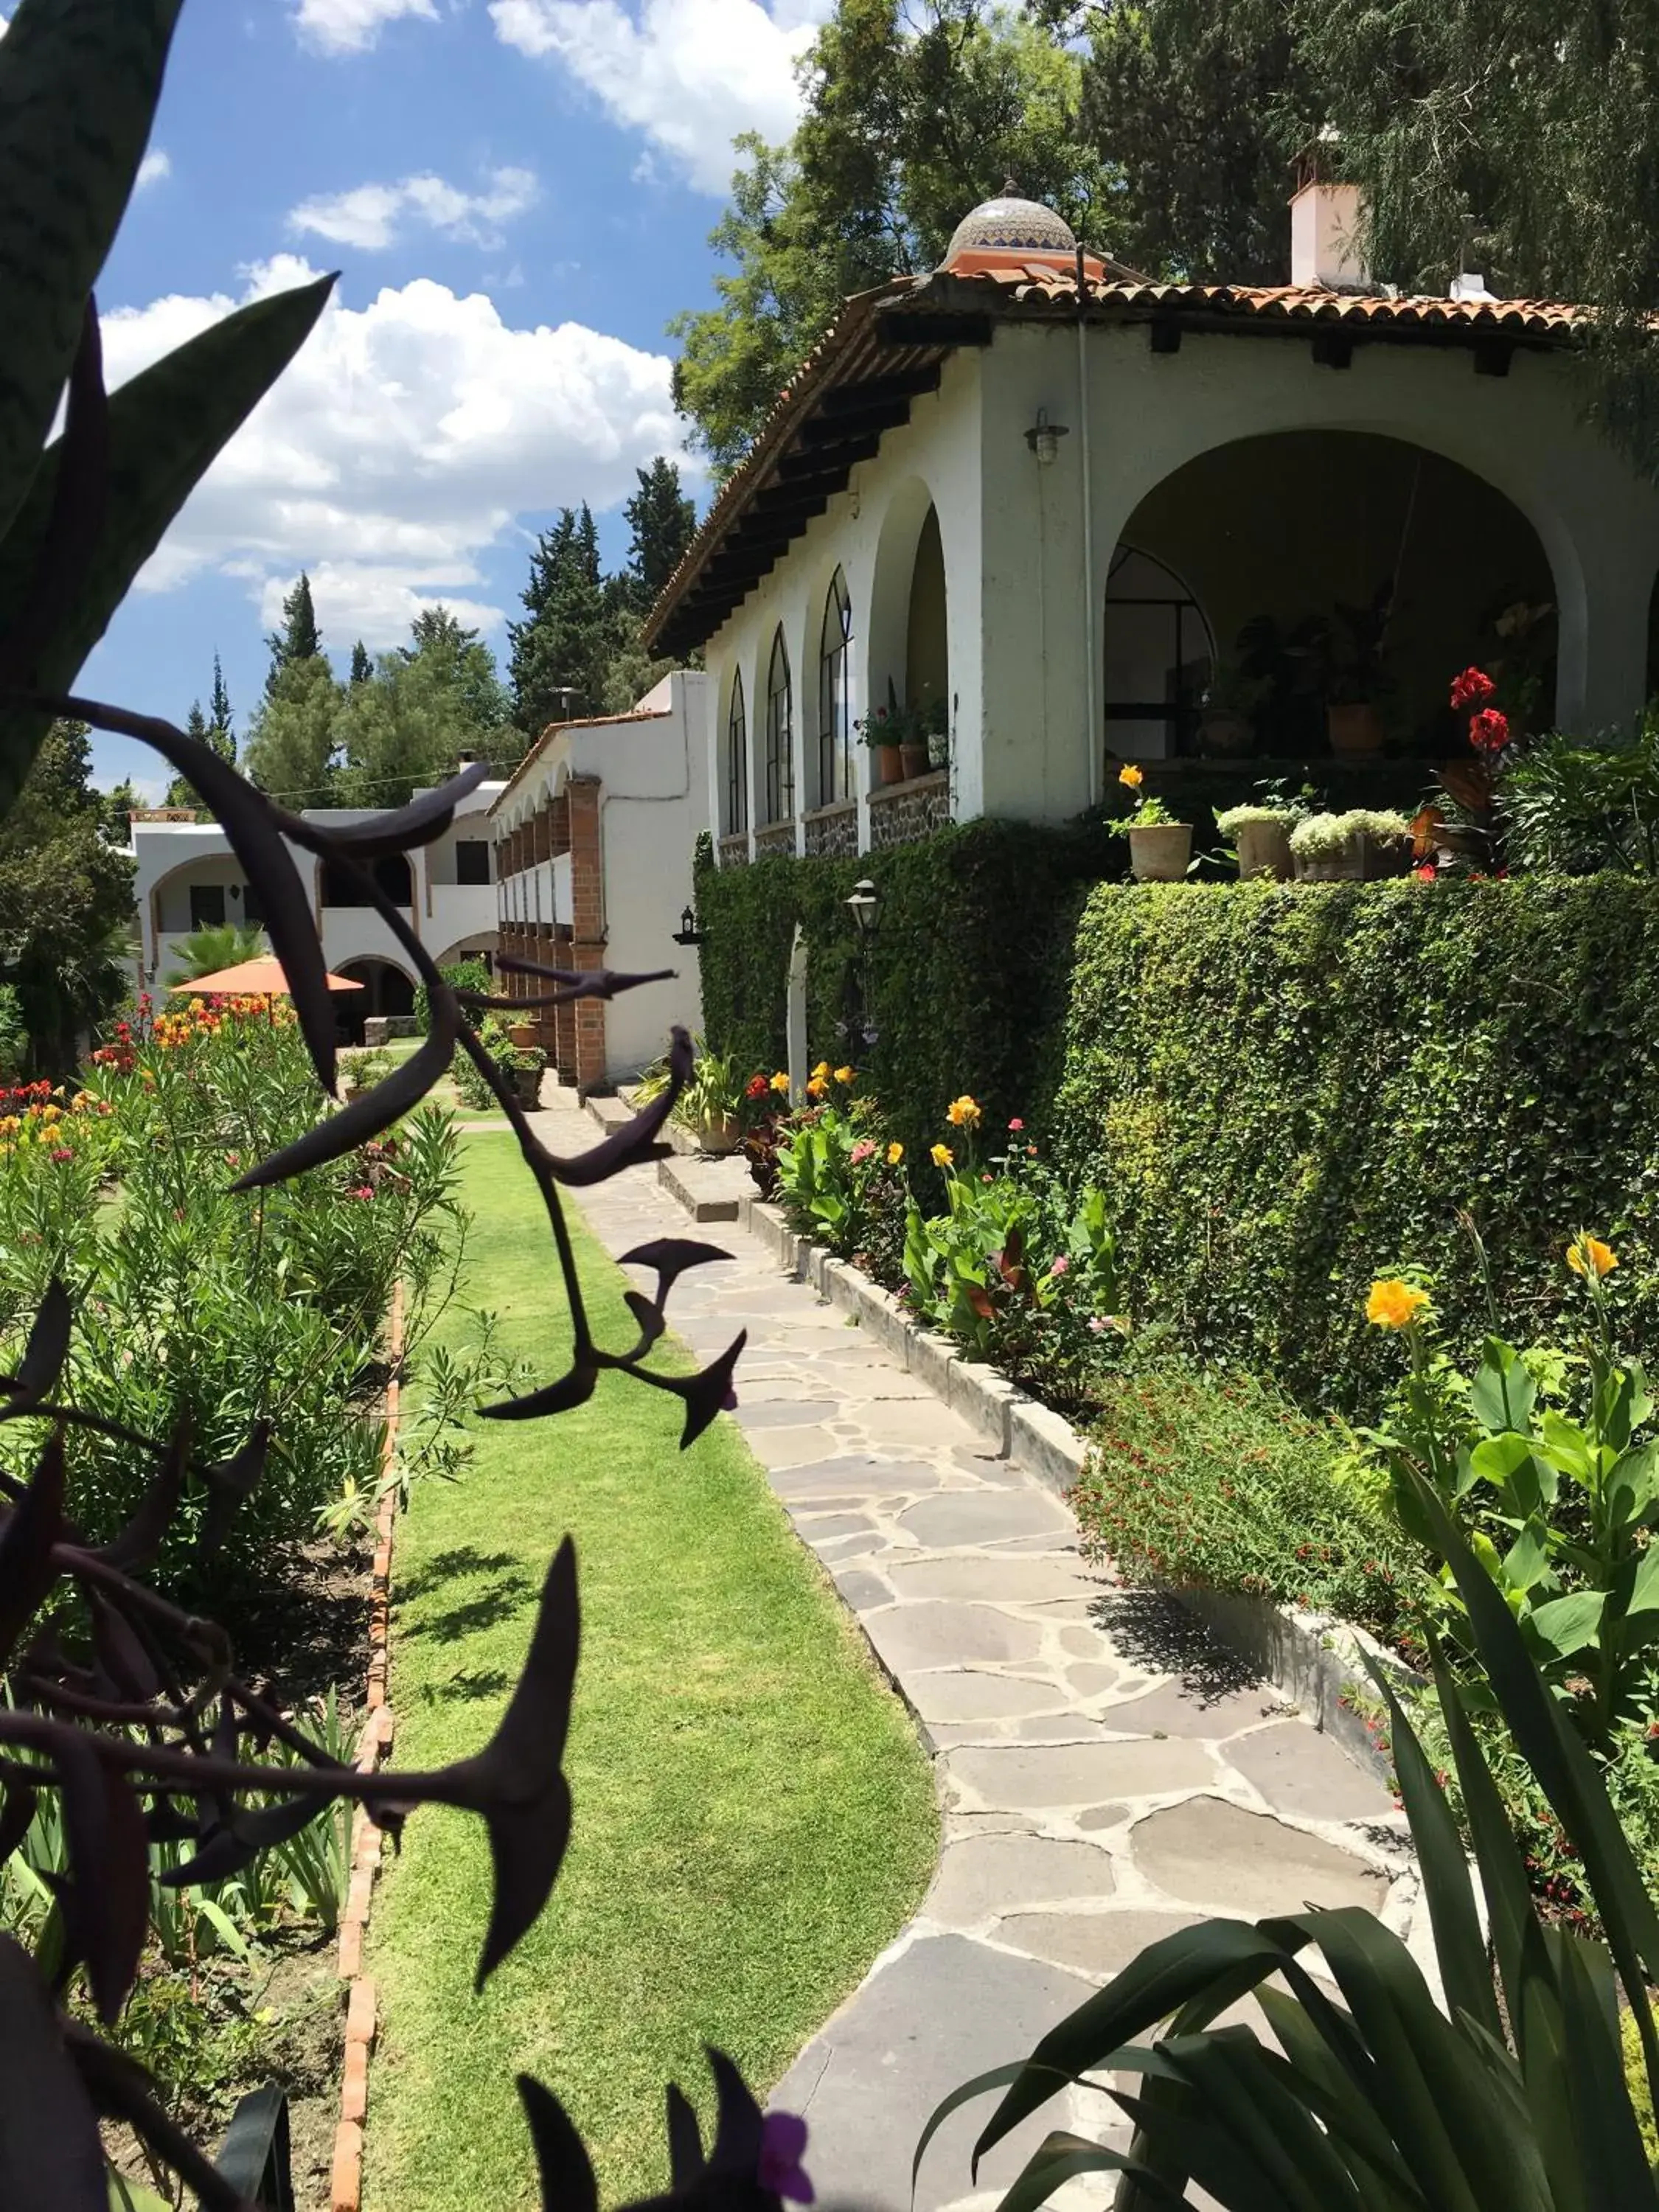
[{"xmin": 0, "ymin": 995, "xmax": 466, "ymax": 1582}]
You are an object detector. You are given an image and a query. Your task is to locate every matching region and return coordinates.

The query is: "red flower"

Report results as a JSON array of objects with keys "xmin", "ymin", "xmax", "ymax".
[
  {"xmin": 1469, "ymin": 706, "xmax": 1511, "ymax": 753},
  {"xmin": 49, "ymin": 1147, "xmax": 73, "ymax": 1164},
  {"xmin": 1450, "ymin": 666, "xmax": 1495, "ymax": 710},
  {"xmin": 745, "ymin": 1074, "xmax": 769, "ymax": 1099},
  {"xmin": 1415, "ymin": 864, "xmax": 1437, "ymax": 882}
]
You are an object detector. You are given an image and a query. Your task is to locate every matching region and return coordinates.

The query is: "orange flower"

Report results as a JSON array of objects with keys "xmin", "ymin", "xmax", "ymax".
[
  {"xmin": 945, "ymin": 1093, "xmax": 981, "ymax": 1129},
  {"xmin": 1567, "ymin": 1234, "xmax": 1618, "ymax": 1280},
  {"xmin": 1366, "ymin": 1279, "xmax": 1430, "ymax": 1330},
  {"xmin": 1119, "ymin": 764, "xmax": 1144, "ymax": 790}
]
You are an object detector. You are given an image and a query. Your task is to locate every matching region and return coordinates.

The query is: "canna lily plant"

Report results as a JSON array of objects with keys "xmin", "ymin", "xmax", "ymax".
[{"xmin": 920, "ymin": 1466, "xmax": 1659, "ymax": 2209}]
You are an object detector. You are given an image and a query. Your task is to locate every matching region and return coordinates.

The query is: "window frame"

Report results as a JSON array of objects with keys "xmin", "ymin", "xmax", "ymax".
[
  {"xmin": 726, "ymin": 668, "xmax": 749, "ymax": 834},
  {"xmin": 816, "ymin": 569, "xmax": 853, "ymax": 806},
  {"xmin": 765, "ymin": 627, "xmax": 793, "ymax": 824}
]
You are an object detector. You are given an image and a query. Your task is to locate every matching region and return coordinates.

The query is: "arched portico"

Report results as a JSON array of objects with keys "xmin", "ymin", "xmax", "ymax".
[{"xmin": 335, "ymin": 956, "xmax": 415, "ymax": 1046}]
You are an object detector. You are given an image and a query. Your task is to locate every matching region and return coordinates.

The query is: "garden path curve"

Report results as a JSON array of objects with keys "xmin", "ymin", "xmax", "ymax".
[{"xmin": 524, "ymin": 1092, "xmax": 1416, "ymax": 2212}]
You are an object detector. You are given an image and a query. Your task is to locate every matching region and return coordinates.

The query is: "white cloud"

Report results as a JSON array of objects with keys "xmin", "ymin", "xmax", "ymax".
[
  {"xmin": 289, "ymin": 166, "xmax": 538, "ymax": 252},
  {"xmin": 136, "ymin": 148, "xmax": 172, "ymax": 191},
  {"xmin": 490, "ymin": 0, "xmax": 832, "ymax": 193},
  {"xmin": 293, "ymin": 0, "xmax": 439, "ymax": 55},
  {"xmin": 99, "ymin": 256, "xmax": 686, "ymax": 648}
]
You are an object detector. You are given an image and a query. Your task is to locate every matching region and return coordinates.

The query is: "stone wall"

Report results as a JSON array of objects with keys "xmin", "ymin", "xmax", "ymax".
[
  {"xmin": 803, "ymin": 800, "xmax": 858, "ymax": 858},
  {"xmin": 718, "ymin": 832, "xmax": 751, "ymax": 869},
  {"xmin": 754, "ymin": 821, "xmax": 796, "ymax": 859},
  {"xmin": 867, "ymin": 771, "xmax": 949, "ymax": 851}
]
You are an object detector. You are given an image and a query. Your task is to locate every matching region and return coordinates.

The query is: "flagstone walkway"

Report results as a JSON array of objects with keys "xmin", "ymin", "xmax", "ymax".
[{"xmin": 518, "ymin": 1093, "xmax": 1413, "ymax": 2211}]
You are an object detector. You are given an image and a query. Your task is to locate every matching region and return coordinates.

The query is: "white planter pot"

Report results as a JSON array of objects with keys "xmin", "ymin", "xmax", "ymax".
[
  {"xmin": 1128, "ymin": 822, "xmax": 1194, "ymax": 882},
  {"xmin": 1234, "ymin": 821, "xmax": 1293, "ymax": 881}
]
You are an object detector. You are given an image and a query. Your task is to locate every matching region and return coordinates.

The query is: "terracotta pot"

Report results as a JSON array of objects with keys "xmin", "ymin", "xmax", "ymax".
[
  {"xmin": 899, "ymin": 740, "xmax": 929, "ymax": 782},
  {"xmin": 1128, "ymin": 822, "xmax": 1194, "ymax": 882},
  {"xmin": 1327, "ymin": 702, "xmax": 1386, "ymax": 758},
  {"xmin": 1234, "ymin": 820, "xmax": 1293, "ymax": 882},
  {"xmin": 699, "ymin": 1113, "xmax": 740, "ymax": 1156},
  {"xmin": 876, "ymin": 742, "xmax": 903, "ymax": 786},
  {"xmin": 1199, "ymin": 709, "xmax": 1254, "ymax": 759},
  {"xmin": 508, "ymin": 1060, "xmax": 544, "ymax": 1107},
  {"xmin": 1293, "ymin": 835, "xmax": 1410, "ymax": 884},
  {"xmin": 507, "ymin": 1020, "xmax": 539, "ymax": 1049}
]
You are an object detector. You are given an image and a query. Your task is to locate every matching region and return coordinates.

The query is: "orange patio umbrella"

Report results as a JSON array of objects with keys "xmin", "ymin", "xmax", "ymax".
[{"xmin": 168, "ymin": 955, "xmax": 365, "ymax": 996}]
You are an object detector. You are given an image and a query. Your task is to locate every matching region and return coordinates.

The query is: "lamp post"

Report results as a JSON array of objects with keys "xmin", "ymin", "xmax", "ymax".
[
  {"xmin": 844, "ymin": 877, "xmax": 880, "ymax": 1050},
  {"xmin": 670, "ymin": 902, "xmax": 704, "ymax": 948}
]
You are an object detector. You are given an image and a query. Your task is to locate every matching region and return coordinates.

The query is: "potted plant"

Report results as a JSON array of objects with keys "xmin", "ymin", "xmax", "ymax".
[
  {"xmin": 676, "ymin": 1045, "xmax": 745, "ymax": 1155},
  {"xmin": 341, "ymin": 1046, "xmax": 392, "ymax": 1103},
  {"xmin": 857, "ymin": 703, "xmax": 904, "ymax": 788},
  {"xmin": 1110, "ymin": 764, "xmax": 1193, "ymax": 881},
  {"xmin": 1197, "ymin": 665, "xmax": 1266, "ymax": 758},
  {"xmin": 896, "ymin": 703, "xmax": 930, "ymax": 784},
  {"xmin": 1312, "ymin": 583, "xmax": 1394, "ymax": 757},
  {"xmin": 1287, "ymin": 807, "xmax": 1414, "ymax": 882},
  {"xmin": 507, "ymin": 1016, "xmax": 540, "ymax": 1049},
  {"xmin": 919, "ymin": 695, "xmax": 949, "ymax": 773},
  {"xmin": 504, "ymin": 1040, "xmax": 546, "ymax": 1107},
  {"xmin": 1216, "ymin": 797, "xmax": 1306, "ymax": 882}
]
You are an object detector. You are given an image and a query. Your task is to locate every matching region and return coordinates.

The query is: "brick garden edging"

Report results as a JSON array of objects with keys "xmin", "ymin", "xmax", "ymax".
[
  {"xmin": 732, "ymin": 1194, "xmax": 1411, "ymax": 1786},
  {"xmin": 330, "ymin": 1288, "xmax": 401, "ymax": 2212}
]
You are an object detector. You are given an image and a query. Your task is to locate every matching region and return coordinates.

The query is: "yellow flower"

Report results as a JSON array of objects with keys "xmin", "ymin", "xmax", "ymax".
[
  {"xmin": 807, "ymin": 1077, "xmax": 828, "ymax": 1099},
  {"xmin": 1366, "ymin": 1278, "xmax": 1430, "ymax": 1330},
  {"xmin": 886, "ymin": 1141, "xmax": 904, "ymax": 1166},
  {"xmin": 1567, "ymin": 1234, "xmax": 1618, "ymax": 1280},
  {"xmin": 770, "ymin": 1071, "xmax": 790, "ymax": 1094},
  {"xmin": 1119, "ymin": 763, "xmax": 1144, "ymax": 790},
  {"xmin": 946, "ymin": 1093, "xmax": 981, "ymax": 1129},
  {"xmin": 812, "ymin": 1060, "xmax": 830, "ymax": 1080},
  {"xmin": 833, "ymin": 1065, "xmax": 855, "ymax": 1085},
  {"xmin": 930, "ymin": 1141, "xmax": 953, "ymax": 1169}
]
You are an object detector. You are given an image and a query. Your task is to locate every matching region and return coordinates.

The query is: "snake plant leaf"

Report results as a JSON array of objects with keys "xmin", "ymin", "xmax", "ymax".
[
  {"xmin": 0, "ymin": 0, "xmax": 182, "ymax": 549},
  {"xmin": 0, "ymin": 271, "xmax": 334, "ymax": 816}
]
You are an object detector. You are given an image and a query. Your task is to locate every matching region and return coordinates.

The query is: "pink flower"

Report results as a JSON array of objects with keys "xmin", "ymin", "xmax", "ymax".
[
  {"xmin": 346, "ymin": 1183, "xmax": 375, "ymax": 1201},
  {"xmin": 850, "ymin": 1139, "xmax": 877, "ymax": 1164},
  {"xmin": 759, "ymin": 2112, "xmax": 814, "ymax": 2205},
  {"xmin": 1049, "ymin": 1255, "xmax": 1069, "ymax": 1276},
  {"xmin": 1008, "ymin": 1117, "xmax": 1025, "ymax": 1132},
  {"xmin": 1088, "ymin": 1315, "xmax": 1109, "ymax": 1335}
]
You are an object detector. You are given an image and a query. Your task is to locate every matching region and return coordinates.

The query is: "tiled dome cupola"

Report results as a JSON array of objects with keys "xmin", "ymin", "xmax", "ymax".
[{"xmin": 941, "ymin": 179, "xmax": 1104, "ymax": 278}]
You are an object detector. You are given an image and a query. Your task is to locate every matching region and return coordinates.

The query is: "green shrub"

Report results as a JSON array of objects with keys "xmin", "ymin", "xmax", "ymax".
[
  {"xmin": 1054, "ymin": 877, "xmax": 1659, "ymax": 1407},
  {"xmin": 1072, "ymin": 1364, "xmax": 1425, "ymax": 1647},
  {"xmin": 694, "ymin": 820, "xmax": 1110, "ymax": 1163},
  {"xmin": 415, "ymin": 956, "xmax": 490, "ymax": 1033}
]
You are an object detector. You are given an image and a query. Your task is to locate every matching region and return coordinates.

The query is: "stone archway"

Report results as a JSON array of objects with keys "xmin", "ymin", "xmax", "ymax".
[{"xmin": 335, "ymin": 957, "xmax": 415, "ymax": 1046}]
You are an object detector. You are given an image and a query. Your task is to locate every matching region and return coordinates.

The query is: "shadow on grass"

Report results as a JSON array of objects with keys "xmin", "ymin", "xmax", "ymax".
[
  {"xmin": 398, "ymin": 1545, "xmax": 536, "ymax": 1642},
  {"xmin": 417, "ymin": 1669, "xmax": 515, "ymax": 1706}
]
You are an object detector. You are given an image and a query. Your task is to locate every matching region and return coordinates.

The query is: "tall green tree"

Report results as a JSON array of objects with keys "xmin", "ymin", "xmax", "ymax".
[
  {"xmin": 97, "ymin": 779, "xmax": 140, "ymax": 846},
  {"xmin": 508, "ymin": 506, "xmax": 613, "ymax": 731},
  {"xmin": 622, "ymin": 458, "xmax": 698, "ymax": 611},
  {"xmin": 242, "ymin": 654, "xmax": 341, "ymax": 809},
  {"xmin": 1057, "ymin": 0, "xmax": 1314, "ymax": 282},
  {"xmin": 338, "ymin": 606, "xmax": 518, "ymax": 807},
  {"xmin": 0, "ymin": 723, "xmax": 135, "ymax": 1074},
  {"xmin": 349, "ymin": 638, "xmax": 373, "ymax": 686},
  {"xmin": 208, "ymin": 651, "xmax": 234, "ymax": 758},
  {"xmin": 164, "ymin": 702, "xmax": 214, "ymax": 808},
  {"xmin": 264, "ymin": 571, "xmax": 323, "ymax": 695},
  {"xmin": 670, "ymin": 0, "xmax": 1119, "ymax": 470}
]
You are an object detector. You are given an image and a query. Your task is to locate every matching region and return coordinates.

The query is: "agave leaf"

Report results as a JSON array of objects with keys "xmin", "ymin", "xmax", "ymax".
[
  {"xmin": 517, "ymin": 2076, "xmax": 597, "ymax": 2212},
  {"xmin": 0, "ymin": 0, "xmax": 181, "ymax": 551},
  {"xmin": 0, "ymin": 273, "xmax": 333, "ymax": 814},
  {"xmin": 994, "ymin": 2129, "xmax": 1189, "ymax": 2212},
  {"xmin": 1, "ymin": 1277, "xmax": 72, "ymax": 1412},
  {"xmin": 1367, "ymin": 1661, "xmax": 1500, "ymax": 2043},
  {"xmin": 1155, "ymin": 2033, "xmax": 1365, "ymax": 2211},
  {"xmin": 0, "ymin": 1936, "xmax": 108, "ymax": 2212},
  {"xmin": 234, "ymin": 988, "xmax": 456, "ymax": 1188},
  {"xmin": 55, "ymin": 1736, "xmax": 146, "ymax": 2023},
  {"xmin": 0, "ymin": 1434, "xmax": 66, "ymax": 1670},
  {"xmin": 279, "ymin": 762, "xmax": 489, "ymax": 858},
  {"xmin": 1547, "ymin": 1927, "xmax": 1656, "ymax": 2212}
]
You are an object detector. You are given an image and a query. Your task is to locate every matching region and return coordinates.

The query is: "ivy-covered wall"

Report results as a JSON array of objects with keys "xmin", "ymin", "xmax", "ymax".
[
  {"xmin": 692, "ymin": 821, "xmax": 1109, "ymax": 1158},
  {"xmin": 1053, "ymin": 879, "xmax": 1659, "ymax": 1407}
]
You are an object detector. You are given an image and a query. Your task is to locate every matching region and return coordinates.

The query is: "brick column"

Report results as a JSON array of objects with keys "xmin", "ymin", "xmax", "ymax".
[{"xmin": 566, "ymin": 776, "xmax": 606, "ymax": 1094}]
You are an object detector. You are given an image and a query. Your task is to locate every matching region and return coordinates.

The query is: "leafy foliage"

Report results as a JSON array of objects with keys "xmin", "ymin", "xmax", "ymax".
[
  {"xmin": 694, "ymin": 819, "xmax": 1110, "ymax": 1166},
  {"xmin": 1498, "ymin": 723, "xmax": 1659, "ymax": 874},
  {"xmin": 1052, "ymin": 877, "xmax": 1659, "ymax": 1407},
  {"xmin": 161, "ymin": 921, "xmax": 263, "ymax": 984}
]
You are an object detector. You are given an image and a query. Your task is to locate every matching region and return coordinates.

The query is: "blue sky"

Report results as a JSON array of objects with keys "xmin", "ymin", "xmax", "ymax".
[{"xmin": 72, "ymin": 0, "xmax": 832, "ymax": 796}]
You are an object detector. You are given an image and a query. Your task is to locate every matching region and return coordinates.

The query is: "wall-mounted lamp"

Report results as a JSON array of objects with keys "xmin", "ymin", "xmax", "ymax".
[
  {"xmin": 1024, "ymin": 406, "xmax": 1070, "ymax": 465},
  {"xmin": 671, "ymin": 903, "xmax": 705, "ymax": 948},
  {"xmin": 845, "ymin": 877, "xmax": 880, "ymax": 939}
]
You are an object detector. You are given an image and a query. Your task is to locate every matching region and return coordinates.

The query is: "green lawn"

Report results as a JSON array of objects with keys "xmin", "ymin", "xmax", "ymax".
[{"xmin": 366, "ymin": 1134, "xmax": 937, "ymax": 2211}]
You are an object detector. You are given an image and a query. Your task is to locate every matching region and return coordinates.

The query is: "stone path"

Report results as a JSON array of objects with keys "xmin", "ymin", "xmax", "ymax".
[{"xmin": 510, "ymin": 1093, "xmax": 1413, "ymax": 2211}]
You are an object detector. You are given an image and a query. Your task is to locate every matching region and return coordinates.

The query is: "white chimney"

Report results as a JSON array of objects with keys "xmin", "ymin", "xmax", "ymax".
[{"xmin": 1289, "ymin": 178, "xmax": 1367, "ymax": 291}]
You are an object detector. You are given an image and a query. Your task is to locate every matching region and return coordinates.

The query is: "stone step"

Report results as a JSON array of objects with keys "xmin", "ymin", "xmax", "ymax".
[{"xmin": 656, "ymin": 1152, "xmax": 751, "ymax": 1223}]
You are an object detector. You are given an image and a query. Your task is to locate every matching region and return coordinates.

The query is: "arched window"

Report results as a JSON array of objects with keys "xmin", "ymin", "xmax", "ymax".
[
  {"xmin": 725, "ymin": 669, "xmax": 748, "ymax": 834},
  {"xmin": 765, "ymin": 627, "xmax": 793, "ymax": 822},
  {"xmin": 817, "ymin": 570, "xmax": 853, "ymax": 804}
]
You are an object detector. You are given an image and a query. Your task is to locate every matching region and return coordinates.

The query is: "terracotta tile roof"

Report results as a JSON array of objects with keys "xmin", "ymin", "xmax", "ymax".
[
  {"xmin": 490, "ymin": 707, "xmax": 672, "ymax": 813},
  {"xmin": 644, "ymin": 264, "xmax": 1592, "ymax": 658}
]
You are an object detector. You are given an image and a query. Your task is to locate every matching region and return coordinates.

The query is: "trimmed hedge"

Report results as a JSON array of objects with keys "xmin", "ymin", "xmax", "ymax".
[
  {"xmin": 1054, "ymin": 877, "xmax": 1659, "ymax": 1407},
  {"xmin": 693, "ymin": 821, "xmax": 1109, "ymax": 1158}
]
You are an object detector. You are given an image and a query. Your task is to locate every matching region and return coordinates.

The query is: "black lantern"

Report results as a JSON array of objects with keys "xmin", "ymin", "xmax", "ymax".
[
  {"xmin": 845, "ymin": 878, "xmax": 880, "ymax": 938},
  {"xmin": 671, "ymin": 903, "xmax": 705, "ymax": 947}
]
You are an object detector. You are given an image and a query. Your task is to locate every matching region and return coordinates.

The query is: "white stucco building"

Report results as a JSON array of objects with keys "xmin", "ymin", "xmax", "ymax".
[
  {"xmin": 643, "ymin": 181, "xmax": 1659, "ymax": 863},
  {"xmin": 128, "ymin": 774, "xmax": 504, "ymax": 1040},
  {"xmin": 490, "ymin": 671, "xmax": 709, "ymax": 1091}
]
